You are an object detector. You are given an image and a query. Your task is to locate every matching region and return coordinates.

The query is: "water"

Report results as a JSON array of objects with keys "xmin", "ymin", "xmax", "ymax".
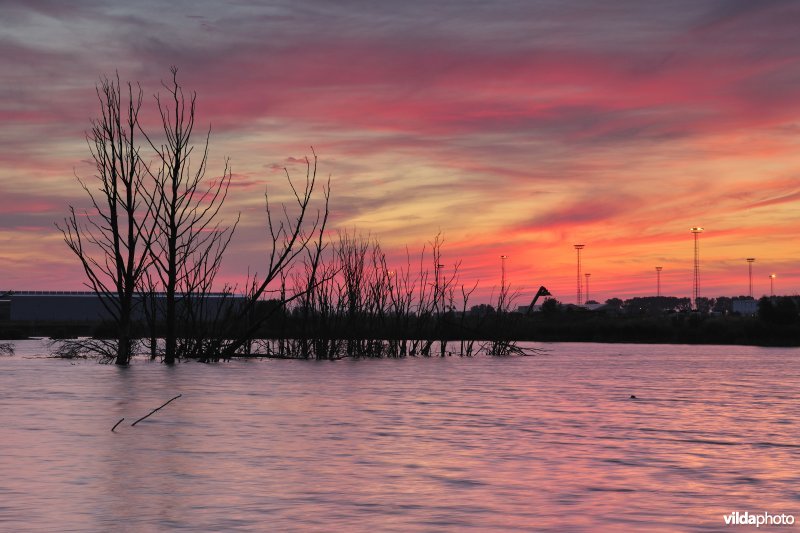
[{"xmin": 1, "ymin": 341, "xmax": 799, "ymax": 531}]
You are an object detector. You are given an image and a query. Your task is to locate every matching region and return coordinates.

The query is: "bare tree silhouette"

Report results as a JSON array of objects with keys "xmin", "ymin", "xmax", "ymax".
[
  {"xmin": 57, "ymin": 74, "xmax": 153, "ymax": 365},
  {"xmin": 216, "ymin": 153, "xmax": 331, "ymax": 360},
  {"xmin": 140, "ymin": 67, "xmax": 237, "ymax": 365}
]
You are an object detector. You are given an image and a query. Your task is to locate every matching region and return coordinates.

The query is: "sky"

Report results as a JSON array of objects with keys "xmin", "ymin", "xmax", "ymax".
[{"xmin": 1, "ymin": 0, "xmax": 800, "ymax": 304}]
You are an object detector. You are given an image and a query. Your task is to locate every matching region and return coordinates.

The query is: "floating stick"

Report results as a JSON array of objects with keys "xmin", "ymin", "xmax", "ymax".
[{"xmin": 131, "ymin": 394, "xmax": 182, "ymax": 426}]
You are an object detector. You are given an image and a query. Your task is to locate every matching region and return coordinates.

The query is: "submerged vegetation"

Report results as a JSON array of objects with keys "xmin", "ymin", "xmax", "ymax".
[
  {"xmin": 45, "ymin": 228, "xmax": 539, "ymax": 362},
  {"xmin": 48, "ymin": 68, "xmax": 534, "ymax": 364}
]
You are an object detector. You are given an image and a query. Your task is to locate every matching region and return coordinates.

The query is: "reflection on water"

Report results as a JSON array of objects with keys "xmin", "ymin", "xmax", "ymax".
[{"xmin": 1, "ymin": 341, "xmax": 799, "ymax": 531}]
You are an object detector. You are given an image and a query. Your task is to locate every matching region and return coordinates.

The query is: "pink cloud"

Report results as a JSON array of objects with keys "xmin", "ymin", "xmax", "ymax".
[{"xmin": 0, "ymin": 193, "xmax": 61, "ymax": 215}]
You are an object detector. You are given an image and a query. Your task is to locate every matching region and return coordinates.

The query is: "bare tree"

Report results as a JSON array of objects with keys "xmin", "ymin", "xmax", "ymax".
[
  {"xmin": 217, "ymin": 153, "xmax": 331, "ymax": 360},
  {"xmin": 56, "ymin": 68, "xmax": 334, "ymax": 364},
  {"xmin": 57, "ymin": 74, "xmax": 152, "ymax": 365},
  {"xmin": 141, "ymin": 67, "xmax": 235, "ymax": 365}
]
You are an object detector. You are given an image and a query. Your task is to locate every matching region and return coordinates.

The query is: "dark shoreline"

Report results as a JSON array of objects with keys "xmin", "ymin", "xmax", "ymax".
[{"xmin": 3, "ymin": 314, "xmax": 799, "ymax": 348}]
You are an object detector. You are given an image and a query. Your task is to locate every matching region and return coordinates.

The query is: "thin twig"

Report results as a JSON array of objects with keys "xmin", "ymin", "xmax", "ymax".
[
  {"xmin": 131, "ymin": 394, "xmax": 182, "ymax": 426},
  {"xmin": 111, "ymin": 417, "xmax": 125, "ymax": 432}
]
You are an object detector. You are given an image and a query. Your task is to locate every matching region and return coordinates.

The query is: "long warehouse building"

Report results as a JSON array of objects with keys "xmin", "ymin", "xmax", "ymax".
[{"xmin": 0, "ymin": 291, "xmax": 243, "ymax": 321}]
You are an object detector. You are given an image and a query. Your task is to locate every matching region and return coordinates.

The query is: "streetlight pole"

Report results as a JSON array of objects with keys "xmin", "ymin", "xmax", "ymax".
[
  {"xmin": 770, "ymin": 273, "xmax": 776, "ymax": 297},
  {"xmin": 500, "ymin": 255, "xmax": 508, "ymax": 291},
  {"xmin": 574, "ymin": 244, "xmax": 585, "ymax": 305},
  {"xmin": 690, "ymin": 227, "xmax": 703, "ymax": 309},
  {"xmin": 655, "ymin": 266, "xmax": 663, "ymax": 297},
  {"xmin": 746, "ymin": 258, "xmax": 755, "ymax": 298},
  {"xmin": 584, "ymin": 273, "xmax": 591, "ymax": 303},
  {"xmin": 436, "ymin": 263, "xmax": 445, "ymax": 312}
]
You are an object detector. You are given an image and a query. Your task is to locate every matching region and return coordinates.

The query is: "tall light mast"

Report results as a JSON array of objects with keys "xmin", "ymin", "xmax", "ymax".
[
  {"xmin": 746, "ymin": 258, "xmax": 755, "ymax": 298},
  {"xmin": 574, "ymin": 244, "xmax": 585, "ymax": 305},
  {"xmin": 584, "ymin": 272, "xmax": 591, "ymax": 303},
  {"xmin": 690, "ymin": 227, "xmax": 703, "ymax": 308},
  {"xmin": 655, "ymin": 266, "xmax": 663, "ymax": 297}
]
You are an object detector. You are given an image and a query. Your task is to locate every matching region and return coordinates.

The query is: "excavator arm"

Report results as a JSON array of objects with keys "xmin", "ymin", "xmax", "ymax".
[{"xmin": 525, "ymin": 286, "xmax": 551, "ymax": 315}]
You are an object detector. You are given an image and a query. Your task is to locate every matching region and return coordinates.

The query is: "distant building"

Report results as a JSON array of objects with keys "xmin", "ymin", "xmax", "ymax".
[
  {"xmin": 2, "ymin": 291, "xmax": 243, "ymax": 322},
  {"xmin": 732, "ymin": 299, "xmax": 758, "ymax": 316},
  {"xmin": 7, "ymin": 291, "xmax": 110, "ymax": 321}
]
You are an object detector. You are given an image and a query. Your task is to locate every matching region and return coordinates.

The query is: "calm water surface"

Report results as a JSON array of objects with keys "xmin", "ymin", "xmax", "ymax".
[{"xmin": 1, "ymin": 341, "xmax": 799, "ymax": 531}]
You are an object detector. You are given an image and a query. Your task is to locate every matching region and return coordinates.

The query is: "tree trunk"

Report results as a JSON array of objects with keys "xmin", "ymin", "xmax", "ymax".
[
  {"xmin": 165, "ymin": 289, "xmax": 176, "ymax": 364},
  {"xmin": 116, "ymin": 307, "xmax": 131, "ymax": 365}
]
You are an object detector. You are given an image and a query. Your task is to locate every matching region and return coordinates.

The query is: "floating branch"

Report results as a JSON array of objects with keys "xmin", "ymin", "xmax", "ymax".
[
  {"xmin": 111, "ymin": 418, "xmax": 125, "ymax": 432},
  {"xmin": 131, "ymin": 394, "xmax": 182, "ymax": 426}
]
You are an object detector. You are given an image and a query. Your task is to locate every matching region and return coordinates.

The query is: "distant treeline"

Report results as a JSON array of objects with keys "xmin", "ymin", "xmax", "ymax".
[
  {"xmin": 599, "ymin": 295, "xmax": 744, "ymax": 315},
  {"xmin": 4, "ymin": 295, "xmax": 799, "ymax": 348},
  {"xmin": 520, "ymin": 297, "xmax": 800, "ymax": 346}
]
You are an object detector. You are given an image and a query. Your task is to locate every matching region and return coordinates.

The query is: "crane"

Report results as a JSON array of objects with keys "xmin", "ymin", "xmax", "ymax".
[{"xmin": 525, "ymin": 286, "xmax": 551, "ymax": 315}]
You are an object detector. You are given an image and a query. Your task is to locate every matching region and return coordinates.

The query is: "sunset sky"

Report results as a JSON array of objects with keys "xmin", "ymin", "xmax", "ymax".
[{"xmin": 2, "ymin": 0, "xmax": 799, "ymax": 304}]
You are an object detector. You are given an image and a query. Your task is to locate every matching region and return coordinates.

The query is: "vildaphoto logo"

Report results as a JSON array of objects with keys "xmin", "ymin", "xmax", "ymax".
[{"xmin": 724, "ymin": 511, "xmax": 795, "ymax": 527}]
